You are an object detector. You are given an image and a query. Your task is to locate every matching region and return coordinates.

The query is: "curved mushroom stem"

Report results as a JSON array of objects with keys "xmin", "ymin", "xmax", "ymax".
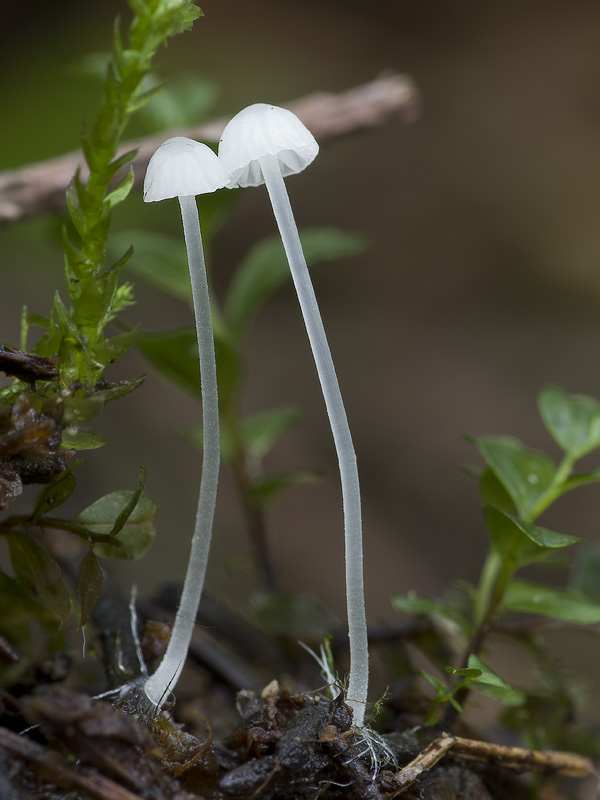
[
  {"xmin": 144, "ymin": 194, "xmax": 220, "ymax": 709},
  {"xmin": 259, "ymin": 153, "xmax": 368, "ymax": 727}
]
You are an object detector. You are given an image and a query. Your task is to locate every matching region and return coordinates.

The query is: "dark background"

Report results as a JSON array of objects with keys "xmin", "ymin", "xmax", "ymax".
[{"xmin": 2, "ymin": 0, "xmax": 600, "ymax": 722}]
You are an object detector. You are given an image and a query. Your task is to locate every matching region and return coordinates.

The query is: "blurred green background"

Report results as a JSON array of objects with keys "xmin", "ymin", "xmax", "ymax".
[{"xmin": 2, "ymin": 0, "xmax": 600, "ymax": 705}]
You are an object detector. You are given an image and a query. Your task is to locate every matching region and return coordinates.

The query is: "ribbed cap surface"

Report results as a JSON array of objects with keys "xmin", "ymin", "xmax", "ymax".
[
  {"xmin": 144, "ymin": 137, "xmax": 229, "ymax": 202},
  {"xmin": 218, "ymin": 104, "xmax": 319, "ymax": 188}
]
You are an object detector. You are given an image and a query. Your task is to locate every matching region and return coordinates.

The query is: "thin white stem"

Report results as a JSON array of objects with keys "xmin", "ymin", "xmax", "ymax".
[
  {"xmin": 144, "ymin": 194, "xmax": 220, "ymax": 709},
  {"xmin": 259, "ymin": 154, "xmax": 368, "ymax": 727}
]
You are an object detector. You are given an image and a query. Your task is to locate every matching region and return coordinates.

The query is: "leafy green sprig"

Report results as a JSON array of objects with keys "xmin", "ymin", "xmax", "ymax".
[
  {"xmin": 36, "ymin": 0, "xmax": 202, "ymax": 391},
  {"xmin": 0, "ymin": 0, "xmax": 201, "ymax": 665},
  {"xmin": 394, "ymin": 385, "xmax": 600, "ymax": 737}
]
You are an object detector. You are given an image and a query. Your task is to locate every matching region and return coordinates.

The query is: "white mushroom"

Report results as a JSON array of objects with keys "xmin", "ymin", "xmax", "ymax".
[
  {"xmin": 219, "ymin": 105, "xmax": 369, "ymax": 727},
  {"xmin": 143, "ymin": 137, "xmax": 228, "ymax": 710}
]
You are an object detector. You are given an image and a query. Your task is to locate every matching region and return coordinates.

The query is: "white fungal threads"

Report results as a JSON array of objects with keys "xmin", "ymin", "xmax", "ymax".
[
  {"xmin": 219, "ymin": 105, "xmax": 369, "ymax": 727},
  {"xmin": 143, "ymin": 137, "xmax": 228, "ymax": 709}
]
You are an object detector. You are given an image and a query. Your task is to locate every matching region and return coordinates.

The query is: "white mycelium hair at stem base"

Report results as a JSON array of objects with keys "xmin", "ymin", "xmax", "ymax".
[
  {"xmin": 219, "ymin": 104, "xmax": 369, "ymax": 728},
  {"xmin": 142, "ymin": 136, "xmax": 228, "ymax": 709}
]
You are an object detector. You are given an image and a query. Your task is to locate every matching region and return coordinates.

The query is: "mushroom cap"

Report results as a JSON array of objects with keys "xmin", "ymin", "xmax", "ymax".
[
  {"xmin": 144, "ymin": 137, "xmax": 229, "ymax": 202},
  {"xmin": 218, "ymin": 103, "xmax": 319, "ymax": 188}
]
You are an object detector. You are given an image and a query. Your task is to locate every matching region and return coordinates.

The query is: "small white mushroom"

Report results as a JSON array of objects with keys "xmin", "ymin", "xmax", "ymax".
[
  {"xmin": 142, "ymin": 137, "xmax": 229, "ymax": 710},
  {"xmin": 219, "ymin": 105, "xmax": 369, "ymax": 727}
]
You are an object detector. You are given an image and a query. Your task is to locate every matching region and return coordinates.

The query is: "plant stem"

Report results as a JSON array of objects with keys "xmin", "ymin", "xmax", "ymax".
[
  {"xmin": 144, "ymin": 195, "xmax": 220, "ymax": 708},
  {"xmin": 524, "ymin": 453, "xmax": 574, "ymax": 523},
  {"xmin": 222, "ymin": 403, "xmax": 277, "ymax": 590},
  {"xmin": 259, "ymin": 153, "xmax": 368, "ymax": 727}
]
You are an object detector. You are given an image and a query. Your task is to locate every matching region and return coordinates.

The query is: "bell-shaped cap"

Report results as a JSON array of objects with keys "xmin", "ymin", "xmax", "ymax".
[
  {"xmin": 218, "ymin": 103, "xmax": 319, "ymax": 188},
  {"xmin": 144, "ymin": 137, "xmax": 229, "ymax": 202}
]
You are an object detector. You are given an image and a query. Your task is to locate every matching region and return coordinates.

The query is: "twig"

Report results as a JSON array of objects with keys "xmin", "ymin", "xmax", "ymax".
[
  {"xmin": 0, "ymin": 726, "xmax": 145, "ymax": 800},
  {"xmin": 0, "ymin": 74, "xmax": 418, "ymax": 227},
  {"xmin": 383, "ymin": 733, "xmax": 594, "ymax": 797}
]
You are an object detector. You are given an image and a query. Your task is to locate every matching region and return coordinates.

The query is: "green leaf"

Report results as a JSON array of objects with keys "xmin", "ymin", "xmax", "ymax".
[
  {"xmin": 91, "ymin": 327, "xmax": 138, "ymax": 368},
  {"xmin": 108, "ymin": 466, "xmax": 147, "ymax": 538},
  {"xmin": 78, "ymin": 549, "xmax": 104, "ymax": 626},
  {"xmin": 466, "ymin": 654, "xmax": 526, "ymax": 707},
  {"xmin": 79, "ymin": 488, "xmax": 157, "ymax": 560},
  {"xmin": 468, "ymin": 435, "xmax": 556, "ymax": 520},
  {"xmin": 478, "ymin": 467, "xmax": 515, "ymax": 513},
  {"xmin": 225, "ymin": 228, "xmax": 368, "ymax": 340},
  {"xmin": 117, "ymin": 230, "xmax": 192, "ymax": 303},
  {"xmin": 418, "ymin": 670, "xmax": 463, "ymax": 723},
  {"xmin": 392, "ymin": 594, "xmax": 473, "ymax": 636},
  {"xmin": 32, "ymin": 469, "xmax": 77, "ymax": 522},
  {"xmin": 539, "ymin": 385, "xmax": 600, "ymax": 459},
  {"xmin": 503, "ymin": 580, "xmax": 600, "ymax": 623},
  {"xmin": 91, "ymin": 374, "xmax": 145, "ymax": 404},
  {"xmin": 188, "ymin": 405, "xmax": 300, "ymax": 464},
  {"xmin": 6, "ymin": 532, "xmax": 70, "ymax": 621},
  {"xmin": 137, "ymin": 326, "xmax": 201, "ymax": 398},
  {"xmin": 137, "ymin": 324, "xmax": 241, "ymax": 404},
  {"xmin": 484, "ymin": 505, "xmax": 580, "ymax": 568},
  {"xmin": 62, "ymin": 393, "xmax": 106, "ymax": 426},
  {"xmin": 61, "ymin": 429, "xmax": 108, "ymax": 451},
  {"xmin": 241, "ymin": 407, "xmax": 300, "ymax": 461},
  {"xmin": 446, "ymin": 666, "xmax": 482, "ymax": 680},
  {"xmin": 138, "ymin": 75, "xmax": 218, "ymax": 132}
]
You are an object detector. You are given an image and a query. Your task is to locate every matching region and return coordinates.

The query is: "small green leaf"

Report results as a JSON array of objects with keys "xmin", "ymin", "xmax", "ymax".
[
  {"xmin": 446, "ymin": 666, "xmax": 482, "ymax": 680},
  {"xmin": 137, "ymin": 326, "xmax": 201, "ymax": 398},
  {"xmin": 478, "ymin": 467, "xmax": 515, "ymax": 513},
  {"xmin": 32, "ymin": 469, "xmax": 77, "ymax": 522},
  {"xmin": 117, "ymin": 230, "xmax": 192, "ymax": 303},
  {"xmin": 91, "ymin": 375, "xmax": 145, "ymax": 404},
  {"xmin": 137, "ymin": 325, "xmax": 241, "ymax": 403},
  {"xmin": 6, "ymin": 532, "xmax": 70, "ymax": 621},
  {"xmin": 468, "ymin": 435, "xmax": 556, "ymax": 519},
  {"xmin": 61, "ymin": 429, "xmax": 108, "ymax": 451},
  {"xmin": 484, "ymin": 505, "xmax": 580, "ymax": 567},
  {"xmin": 539, "ymin": 385, "xmax": 600, "ymax": 459},
  {"xmin": 225, "ymin": 228, "xmax": 368, "ymax": 339},
  {"xmin": 420, "ymin": 669, "xmax": 449, "ymax": 697},
  {"xmin": 466, "ymin": 654, "xmax": 526, "ymax": 706},
  {"xmin": 62, "ymin": 393, "xmax": 106, "ymax": 426},
  {"xmin": 241, "ymin": 407, "xmax": 300, "ymax": 461},
  {"xmin": 108, "ymin": 148, "xmax": 137, "ymax": 177},
  {"xmin": 189, "ymin": 406, "xmax": 300, "ymax": 463},
  {"xmin": 79, "ymin": 488, "xmax": 157, "ymax": 560},
  {"xmin": 392, "ymin": 594, "xmax": 473, "ymax": 636},
  {"xmin": 78, "ymin": 549, "xmax": 104, "ymax": 626},
  {"xmin": 27, "ymin": 313, "xmax": 50, "ymax": 329},
  {"xmin": 503, "ymin": 580, "xmax": 600, "ymax": 624},
  {"xmin": 91, "ymin": 327, "xmax": 138, "ymax": 368},
  {"xmin": 418, "ymin": 670, "xmax": 463, "ymax": 723},
  {"xmin": 66, "ymin": 170, "xmax": 87, "ymax": 236},
  {"xmin": 108, "ymin": 467, "xmax": 147, "ymax": 538},
  {"xmin": 138, "ymin": 75, "xmax": 218, "ymax": 132}
]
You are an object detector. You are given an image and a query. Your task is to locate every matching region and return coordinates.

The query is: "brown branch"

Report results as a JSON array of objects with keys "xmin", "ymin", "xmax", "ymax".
[
  {"xmin": 383, "ymin": 734, "xmax": 594, "ymax": 797},
  {"xmin": 0, "ymin": 74, "xmax": 418, "ymax": 227}
]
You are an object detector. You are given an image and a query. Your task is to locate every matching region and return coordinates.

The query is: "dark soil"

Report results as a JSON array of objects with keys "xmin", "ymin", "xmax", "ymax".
[{"xmin": 0, "ymin": 586, "xmax": 589, "ymax": 800}]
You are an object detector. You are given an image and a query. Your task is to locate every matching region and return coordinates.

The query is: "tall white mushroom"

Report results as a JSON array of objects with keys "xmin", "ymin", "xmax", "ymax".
[
  {"xmin": 219, "ymin": 104, "xmax": 369, "ymax": 727},
  {"xmin": 142, "ymin": 137, "xmax": 229, "ymax": 710}
]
